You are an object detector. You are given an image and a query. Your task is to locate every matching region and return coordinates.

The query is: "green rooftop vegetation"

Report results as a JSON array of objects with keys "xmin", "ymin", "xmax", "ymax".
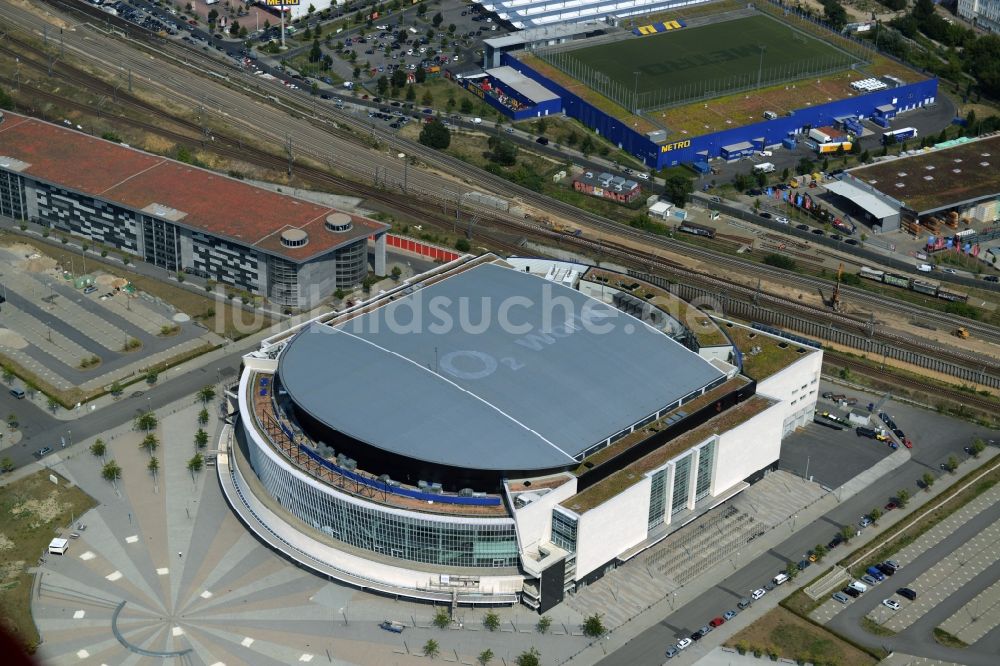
[
  {"xmin": 581, "ymin": 269, "xmax": 729, "ymax": 347},
  {"xmin": 562, "ymin": 395, "xmax": 773, "ymax": 513},
  {"xmin": 720, "ymin": 322, "xmax": 811, "ymax": 380},
  {"xmin": 571, "ymin": 375, "xmax": 750, "ymax": 477}
]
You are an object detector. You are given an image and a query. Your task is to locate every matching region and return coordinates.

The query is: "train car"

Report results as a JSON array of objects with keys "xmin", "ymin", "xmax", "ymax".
[
  {"xmin": 677, "ymin": 221, "xmax": 716, "ymax": 239},
  {"xmin": 911, "ymin": 279, "xmax": 939, "ymax": 296},
  {"xmin": 883, "ymin": 273, "xmax": 911, "ymax": 289},
  {"xmin": 937, "ymin": 289, "xmax": 968, "ymax": 303},
  {"xmin": 859, "ymin": 266, "xmax": 885, "ymax": 281}
]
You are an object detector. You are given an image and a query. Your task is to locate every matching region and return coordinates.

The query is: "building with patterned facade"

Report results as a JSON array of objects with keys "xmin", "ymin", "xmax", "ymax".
[
  {"xmin": 219, "ymin": 254, "xmax": 823, "ymax": 612},
  {"xmin": 958, "ymin": 0, "xmax": 1000, "ymax": 34},
  {"xmin": 0, "ymin": 112, "xmax": 389, "ymax": 309}
]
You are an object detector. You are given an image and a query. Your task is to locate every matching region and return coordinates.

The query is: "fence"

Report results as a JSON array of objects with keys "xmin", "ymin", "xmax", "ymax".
[{"xmin": 630, "ymin": 271, "xmax": 1000, "ymax": 389}]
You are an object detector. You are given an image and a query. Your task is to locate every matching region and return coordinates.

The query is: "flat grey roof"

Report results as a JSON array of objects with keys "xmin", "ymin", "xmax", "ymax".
[
  {"xmin": 487, "ymin": 66, "xmax": 559, "ymax": 104},
  {"xmin": 279, "ymin": 263, "xmax": 724, "ymax": 472},
  {"xmin": 825, "ymin": 180, "xmax": 899, "ymax": 219},
  {"xmin": 483, "ymin": 19, "xmax": 606, "ymax": 47}
]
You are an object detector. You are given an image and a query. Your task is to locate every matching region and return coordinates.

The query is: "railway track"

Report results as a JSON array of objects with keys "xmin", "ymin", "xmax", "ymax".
[
  {"xmin": 826, "ymin": 354, "xmax": 999, "ymax": 414},
  {"xmin": 25, "ymin": 1, "xmax": 1000, "ymax": 337},
  {"xmin": 4, "ymin": 0, "xmax": 1000, "ymax": 379}
]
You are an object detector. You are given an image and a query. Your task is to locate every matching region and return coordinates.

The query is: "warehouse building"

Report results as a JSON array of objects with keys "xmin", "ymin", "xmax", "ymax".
[
  {"xmin": 0, "ymin": 112, "xmax": 388, "ymax": 309},
  {"xmin": 221, "ymin": 254, "xmax": 822, "ymax": 612},
  {"xmin": 834, "ymin": 134, "xmax": 1000, "ymax": 233}
]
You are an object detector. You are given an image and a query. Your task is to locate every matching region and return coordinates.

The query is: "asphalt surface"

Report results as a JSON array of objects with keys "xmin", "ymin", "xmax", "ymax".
[
  {"xmin": 597, "ymin": 391, "xmax": 994, "ymax": 665},
  {"xmin": 827, "ymin": 498, "xmax": 1000, "ymax": 664}
]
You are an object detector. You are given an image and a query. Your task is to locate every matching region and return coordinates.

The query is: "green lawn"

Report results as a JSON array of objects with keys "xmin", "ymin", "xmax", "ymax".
[
  {"xmin": 0, "ymin": 470, "xmax": 97, "ymax": 653},
  {"xmin": 549, "ymin": 14, "xmax": 858, "ymax": 108}
]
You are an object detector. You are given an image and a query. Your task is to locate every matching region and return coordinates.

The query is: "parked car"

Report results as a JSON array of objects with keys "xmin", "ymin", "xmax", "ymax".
[
  {"xmin": 843, "ymin": 586, "xmax": 861, "ymax": 598},
  {"xmin": 723, "ymin": 609, "xmax": 738, "ymax": 621},
  {"xmin": 35, "ymin": 447, "xmax": 53, "ymax": 458},
  {"xmin": 709, "ymin": 617, "xmax": 726, "ymax": 628},
  {"xmin": 885, "ymin": 501, "xmax": 898, "ymax": 511},
  {"xmin": 832, "ymin": 591, "xmax": 850, "ymax": 604},
  {"xmin": 876, "ymin": 563, "xmax": 895, "ymax": 577},
  {"xmin": 861, "ymin": 574, "xmax": 879, "ymax": 586},
  {"xmin": 751, "ymin": 588, "xmax": 766, "ymax": 600},
  {"xmin": 737, "ymin": 597, "xmax": 752, "ymax": 610},
  {"xmin": 867, "ymin": 566, "xmax": 886, "ymax": 581},
  {"xmin": 690, "ymin": 630, "xmax": 704, "ymax": 641},
  {"xmin": 882, "ymin": 599, "xmax": 900, "ymax": 610},
  {"xmin": 885, "ymin": 560, "xmax": 901, "ymax": 571},
  {"xmin": 676, "ymin": 637, "xmax": 692, "ymax": 650},
  {"xmin": 859, "ymin": 516, "xmax": 872, "ymax": 528},
  {"xmin": 665, "ymin": 646, "xmax": 680, "ymax": 659},
  {"xmin": 897, "ymin": 587, "xmax": 917, "ymax": 600},
  {"xmin": 797, "ymin": 559, "xmax": 810, "ymax": 570}
]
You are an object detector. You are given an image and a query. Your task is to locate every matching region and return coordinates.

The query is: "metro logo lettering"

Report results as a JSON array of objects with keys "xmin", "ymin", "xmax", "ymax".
[{"xmin": 660, "ymin": 140, "xmax": 691, "ymax": 153}]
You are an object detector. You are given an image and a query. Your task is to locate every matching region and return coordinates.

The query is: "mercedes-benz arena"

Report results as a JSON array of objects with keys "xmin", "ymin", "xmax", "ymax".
[{"xmin": 221, "ymin": 254, "xmax": 821, "ymax": 612}]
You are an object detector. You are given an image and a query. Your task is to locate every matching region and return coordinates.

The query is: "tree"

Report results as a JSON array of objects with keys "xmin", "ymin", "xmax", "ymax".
[
  {"xmin": 922, "ymin": 471, "xmax": 935, "ymax": 491},
  {"xmin": 460, "ymin": 98, "xmax": 473, "ymax": 114},
  {"xmin": 419, "ymin": 118, "xmax": 451, "ymax": 149},
  {"xmin": 432, "ymin": 607, "xmax": 450, "ymax": 629},
  {"xmin": 870, "ymin": 507, "xmax": 882, "ymax": 524},
  {"xmin": 417, "ymin": 67, "xmax": 428, "ymax": 85},
  {"xmin": 839, "ymin": 523, "xmax": 854, "ymax": 544},
  {"xmin": 90, "ymin": 439, "xmax": 107, "ymax": 461},
  {"xmin": 1, "ymin": 365, "xmax": 14, "ymax": 384},
  {"xmin": 455, "ymin": 238, "xmax": 471, "ymax": 252},
  {"xmin": 47, "ymin": 396, "xmax": 60, "ymax": 413},
  {"xmin": 391, "ymin": 68, "xmax": 407, "ymax": 89},
  {"xmin": 230, "ymin": 20, "xmax": 241, "ymax": 37},
  {"xmin": 405, "ymin": 85, "xmax": 417, "ymax": 102},
  {"xmin": 785, "ymin": 560, "xmax": 799, "ymax": 580},
  {"xmin": 198, "ymin": 408, "xmax": 210, "ymax": 426},
  {"xmin": 148, "ymin": 456, "xmax": 160, "ymax": 480},
  {"xmin": 135, "ymin": 411, "xmax": 157, "ymax": 432},
  {"xmin": 484, "ymin": 611, "xmax": 500, "ymax": 631},
  {"xmin": 971, "ymin": 438, "xmax": 986, "ymax": 458},
  {"xmin": 822, "ymin": 0, "xmax": 848, "ymax": 31},
  {"xmin": 102, "ymin": 460, "xmax": 122, "ymax": 486},
  {"xmin": 580, "ymin": 135, "xmax": 595, "ymax": 156},
  {"xmin": 309, "ymin": 39, "xmax": 323, "ymax": 63},
  {"xmin": 535, "ymin": 117, "xmax": 548, "ymax": 135},
  {"xmin": 477, "ymin": 648, "xmax": 494, "ymax": 666},
  {"xmin": 515, "ymin": 647, "xmax": 541, "ymax": 666},
  {"xmin": 487, "ymin": 136, "xmax": 518, "ymax": 166},
  {"xmin": 418, "ymin": 3, "xmax": 427, "ymax": 16},
  {"xmin": 187, "ymin": 453, "xmax": 204, "ymax": 479},
  {"xmin": 780, "ymin": 167, "xmax": 790, "ymax": 181},
  {"xmin": 582, "ymin": 613, "xmax": 605, "ymax": 638},
  {"xmin": 897, "ymin": 488, "xmax": 911, "ymax": 508},
  {"xmin": 6, "ymin": 413, "xmax": 16, "ymax": 430},
  {"xmin": 25, "ymin": 381, "xmax": 38, "ymax": 399},
  {"xmin": 813, "ymin": 544, "xmax": 827, "ymax": 561},
  {"xmin": 145, "ymin": 370, "xmax": 159, "ymax": 385},
  {"xmin": 195, "ymin": 428, "xmax": 209, "ymax": 449},
  {"xmin": 662, "ymin": 173, "xmax": 693, "ymax": 208},
  {"xmin": 432, "ymin": 11, "xmax": 444, "ymax": 27},
  {"xmin": 946, "ymin": 455, "xmax": 959, "ymax": 473},
  {"xmin": 377, "ymin": 74, "xmax": 389, "ymax": 96},
  {"xmin": 141, "ymin": 433, "xmax": 159, "ymax": 456},
  {"xmin": 391, "ymin": 265, "xmax": 402, "ymax": 280},
  {"xmin": 198, "ymin": 385, "xmax": 217, "ymax": 405},
  {"xmin": 536, "ymin": 615, "xmax": 552, "ymax": 634},
  {"xmin": 423, "ymin": 639, "xmax": 440, "ymax": 659}
]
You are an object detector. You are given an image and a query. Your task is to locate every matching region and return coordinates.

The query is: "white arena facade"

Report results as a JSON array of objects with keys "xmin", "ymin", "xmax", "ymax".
[{"xmin": 219, "ymin": 254, "xmax": 822, "ymax": 612}]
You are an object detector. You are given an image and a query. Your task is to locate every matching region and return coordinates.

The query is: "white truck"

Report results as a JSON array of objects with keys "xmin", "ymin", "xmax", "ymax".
[{"xmin": 753, "ymin": 162, "xmax": 776, "ymax": 174}]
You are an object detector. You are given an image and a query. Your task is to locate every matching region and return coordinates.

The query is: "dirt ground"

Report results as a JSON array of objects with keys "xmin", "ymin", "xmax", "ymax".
[{"xmin": 726, "ymin": 606, "xmax": 878, "ymax": 665}]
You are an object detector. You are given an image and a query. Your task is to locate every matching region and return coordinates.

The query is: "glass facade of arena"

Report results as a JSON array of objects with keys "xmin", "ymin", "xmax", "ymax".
[
  {"xmin": 550, "ymin": 508, "xmax": 578, "ymax": 552},
  {"xmin": 0, "ymin": 170, "xmax": 25, "ymax": 219},
  {"xmin": 695, "ymin": 440, "xmax": 716, "ymax": 502},
  {"xmin": 247, "ymin": 436, "xmax": 518, "ymax": 568},
  {"xmin": 671, "ymin": 453, "xmax": 692, "ymax": 515},
  {"xmin": 648, "ymin": 468, "xmax": 667, "ymax": 529}
]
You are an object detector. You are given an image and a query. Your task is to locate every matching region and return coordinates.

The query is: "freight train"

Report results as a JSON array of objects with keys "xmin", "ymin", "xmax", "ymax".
[{"xmin": 858, "ymin": 267, "xmax": 968, "ymax": 302}]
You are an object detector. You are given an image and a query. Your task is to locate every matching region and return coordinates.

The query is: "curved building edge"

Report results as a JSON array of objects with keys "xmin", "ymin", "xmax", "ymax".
[{"xmin": 216, "ymin": 420, "xmax": 523, "ymax": 606}]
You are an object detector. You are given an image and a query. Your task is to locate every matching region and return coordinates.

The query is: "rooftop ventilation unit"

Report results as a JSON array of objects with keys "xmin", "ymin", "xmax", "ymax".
[
  {"xmin": 325, "ymin": 212, "xmax": 353, "ymax": 233},
  {"xmin": 280, "ymin": 228, "xmax": 309, "ymax": 248}
]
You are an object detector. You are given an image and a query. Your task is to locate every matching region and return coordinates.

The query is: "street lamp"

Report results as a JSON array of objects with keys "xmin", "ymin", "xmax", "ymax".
[
  {"xmin": 757, "ymin": 45, "xmax": 766, "ymax": 91},
  {"xmin": 633, "ymin": 70, "xmax": 640, "ymax": 114}
]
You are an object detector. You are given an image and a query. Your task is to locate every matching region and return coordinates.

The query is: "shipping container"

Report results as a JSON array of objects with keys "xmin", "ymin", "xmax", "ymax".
[
  {"xmin": 911, "ymin": 280, "xmax": 939, "ymax": 296},
  {"xmin": 859, "ymin": 267, "xmax": 885, "ymax": 281}
]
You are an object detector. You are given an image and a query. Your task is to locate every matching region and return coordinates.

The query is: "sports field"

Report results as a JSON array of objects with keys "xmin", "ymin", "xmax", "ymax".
[{"xmin": 545, "ymin": 14, "xmax": 860, "ymax": 110}]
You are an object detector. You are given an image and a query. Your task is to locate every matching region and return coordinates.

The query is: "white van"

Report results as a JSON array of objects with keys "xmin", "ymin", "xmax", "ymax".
[
  {"xmin": 849, "ymin": 580, "xmax": 868, "ymax": 594},
  {"xmin": 772, "ymin": 573, "xmax": 789, "ymax": 586},
  {"xmin": 472, "ymin": 117, "xmax": 482, "ymax": 124},
  {"xmin": 408, "ymin": 27, "xmax": 418, "ymax": 34},
  {"xmin": 916, "ymin": 263, "xmax": 933, "ymax": 272}
]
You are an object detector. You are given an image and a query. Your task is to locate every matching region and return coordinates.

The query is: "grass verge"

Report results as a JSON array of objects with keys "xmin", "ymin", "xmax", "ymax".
[
  {"xmin": 840, "ymin": 461, "xmax": 1000, "ymax": 579},
  {"xmin": 859, "ymin": 616, "xmax": 896, "ymax": 637},
  {"xmin": 725, "ymin": 607, "xmax": 880, "ymax": 665},
  {"xmin": 0, "ymin": 470, "xmax": 97, "ymax": 653},
  {"xmin": 933, "ymin": 627, "xmax": 968, "ymax": 648}
]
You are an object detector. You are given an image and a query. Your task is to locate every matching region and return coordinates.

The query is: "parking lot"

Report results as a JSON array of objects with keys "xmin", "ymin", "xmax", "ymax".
[{"xmin": 0, "ymin": 242, "xmax": 220, "ymax": 396}]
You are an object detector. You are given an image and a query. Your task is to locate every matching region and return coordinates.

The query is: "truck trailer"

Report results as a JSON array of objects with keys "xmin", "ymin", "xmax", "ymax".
[{"xmin": 753, "ymin": 162, "xmax": 776, "ymax": 174}]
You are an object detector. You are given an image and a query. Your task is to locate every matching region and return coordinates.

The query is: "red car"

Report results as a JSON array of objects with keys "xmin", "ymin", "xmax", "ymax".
[
  {"xmin": 709, "ymin": 617, "xmax": 726, "ymax": 628},
  {"xmin": 885, "ymin": 501, "xmax": 898, "ymax": 511},
  {"xmin": 903, "ymin": 438, "xmax": 914, "ymax": 449}
]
